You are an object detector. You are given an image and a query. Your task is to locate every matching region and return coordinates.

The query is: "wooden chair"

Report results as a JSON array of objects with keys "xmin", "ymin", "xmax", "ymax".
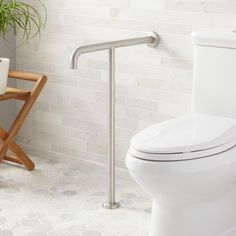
[{"xmin": 0, "ymin": 71, "xmax": 47, "ymax": 171}]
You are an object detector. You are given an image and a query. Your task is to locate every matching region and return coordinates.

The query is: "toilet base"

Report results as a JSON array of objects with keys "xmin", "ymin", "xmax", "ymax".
[{"xmin": 149, "ymin": 187, "xmax": 236, "ymax": 236}]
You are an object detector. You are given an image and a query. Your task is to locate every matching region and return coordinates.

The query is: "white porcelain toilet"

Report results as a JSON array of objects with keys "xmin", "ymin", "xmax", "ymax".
[{"xmin": 125, "ymin": 29, "xmax": 236, "ymax": 236}]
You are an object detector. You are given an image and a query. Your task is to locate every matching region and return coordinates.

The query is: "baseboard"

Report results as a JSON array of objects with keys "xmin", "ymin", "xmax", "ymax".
[{"xmin": 18, "ymin": 142, "xmax": 128, "ymax": 171}]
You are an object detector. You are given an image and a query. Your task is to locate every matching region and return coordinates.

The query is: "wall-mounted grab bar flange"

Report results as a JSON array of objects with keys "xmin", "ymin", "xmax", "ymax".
[
  {"xmin": 147, "ymin": 31, "xmax": 159, "ymax": 48},
  {"xmin": 70, "ymin": 32, "xmax": 160, "ymax": 210}
]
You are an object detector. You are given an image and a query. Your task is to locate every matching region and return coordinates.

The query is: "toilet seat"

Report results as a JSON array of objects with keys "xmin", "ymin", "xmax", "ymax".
[{"xmin": 129, "ymin": 113, "xmax": 236, "ymax": 161}]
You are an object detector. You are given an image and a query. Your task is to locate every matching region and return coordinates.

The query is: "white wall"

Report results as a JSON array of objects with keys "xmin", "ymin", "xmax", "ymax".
[
  {"xmin": 16, "ymin": 0, "xmax": 236, "ymax": 167},
  {"xmin": 0, "ymin": 33, "xmax": 16, "ymax": 130}
]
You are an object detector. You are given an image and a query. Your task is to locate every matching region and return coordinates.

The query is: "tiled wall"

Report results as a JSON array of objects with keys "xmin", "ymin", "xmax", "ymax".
[{"xmin": 16, "ymin": 0, "xmax": 236, "ymax": 168}]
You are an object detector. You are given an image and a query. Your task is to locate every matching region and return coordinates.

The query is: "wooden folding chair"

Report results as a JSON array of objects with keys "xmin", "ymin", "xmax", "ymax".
[{"xmin": 0, "ymin": 71, "xmax": 47, "ymax": 171}]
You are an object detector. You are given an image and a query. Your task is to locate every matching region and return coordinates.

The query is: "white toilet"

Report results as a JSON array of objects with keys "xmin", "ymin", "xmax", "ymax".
[{"xmin": 125, "ymin": 29, "xmax": 236, "ymax": 236}]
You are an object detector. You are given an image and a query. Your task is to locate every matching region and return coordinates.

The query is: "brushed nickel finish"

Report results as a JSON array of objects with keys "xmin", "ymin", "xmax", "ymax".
[{"xmin": 70, "ymin": 32, "xmax": 159, "ymax": 209}]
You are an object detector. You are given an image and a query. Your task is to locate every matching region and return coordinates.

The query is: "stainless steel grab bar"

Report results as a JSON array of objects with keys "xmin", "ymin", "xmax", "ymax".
[
  {"xmin": 70, "ymin": 32, "xmax": 159, "ymax": 69},
  {"xmin": 70, "ymin": 32, "xmax": 159, "ymax": 209}
]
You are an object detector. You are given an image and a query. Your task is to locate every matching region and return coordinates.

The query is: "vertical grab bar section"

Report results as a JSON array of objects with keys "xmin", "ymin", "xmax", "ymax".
[{"xmin": 70, "ymin": 32, "xmax": 159, "ymax": 209}]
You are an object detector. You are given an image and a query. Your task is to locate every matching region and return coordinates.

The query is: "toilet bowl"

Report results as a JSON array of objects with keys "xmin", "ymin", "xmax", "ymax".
[
  {"xmin": 126, "ymin": 113, "xmax": 236, "ymax": 236},
  {"xmin": 126, "ymin": 29, "xmax": 236, "ymax": 236}
]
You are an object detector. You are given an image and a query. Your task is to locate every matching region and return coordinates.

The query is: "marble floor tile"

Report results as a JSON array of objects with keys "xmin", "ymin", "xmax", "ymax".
[{"xmin": 0, "ymin": 155, "xmax": 151, "ymax": 236}]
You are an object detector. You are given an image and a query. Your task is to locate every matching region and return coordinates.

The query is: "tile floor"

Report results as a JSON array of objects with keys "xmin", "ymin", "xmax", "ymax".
[{"xmin": 0, "ymin": 155, "xmax": 151, "ymax": 236}]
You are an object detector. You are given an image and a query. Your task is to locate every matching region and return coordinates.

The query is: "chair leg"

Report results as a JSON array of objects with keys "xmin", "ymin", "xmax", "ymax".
[
  {"xmin": 0, "ymin": 127, "xmax": 35, "ymax": 171},
  {"xmin": 4, "ymin": 156, "xmax": 22, "ymax": 165},
  {"xmin": 9, "ymin": 142, "xmax": 35, "ymax": 171},
  {"xmin": 0, "ymin": 72, "xmax": 47, "ymax": 171}
]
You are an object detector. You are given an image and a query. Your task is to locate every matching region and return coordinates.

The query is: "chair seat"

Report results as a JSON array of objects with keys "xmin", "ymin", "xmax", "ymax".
[{"xmin": 0, "ymin": 87, "xmax": 30, "ymax": 101}]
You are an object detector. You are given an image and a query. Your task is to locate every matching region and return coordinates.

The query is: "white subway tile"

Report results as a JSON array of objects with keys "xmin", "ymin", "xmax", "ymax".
[{"xmin": 16, "ymin": 0, "xmax": 236, "ymax": 164}]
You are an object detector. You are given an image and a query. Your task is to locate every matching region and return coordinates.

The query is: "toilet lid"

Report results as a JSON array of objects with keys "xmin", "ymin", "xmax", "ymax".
[{"xmin": 129, "ymin": 113, "xmax": 236, "ymax": 161}]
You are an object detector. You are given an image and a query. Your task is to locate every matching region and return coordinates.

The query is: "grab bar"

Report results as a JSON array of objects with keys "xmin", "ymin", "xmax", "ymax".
[
  {"xmin": 70, "ymin": 32, "xmax": 159, "ymax": 69},
  {"xmin": 70, "ymin": 32, "xmax": 159, "ymax": 209}
]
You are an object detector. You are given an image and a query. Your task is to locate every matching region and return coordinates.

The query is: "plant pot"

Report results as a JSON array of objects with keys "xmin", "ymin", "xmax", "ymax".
[{"xmin": 0, "ymin": 58, "xmax": 10, "ymax": 95}]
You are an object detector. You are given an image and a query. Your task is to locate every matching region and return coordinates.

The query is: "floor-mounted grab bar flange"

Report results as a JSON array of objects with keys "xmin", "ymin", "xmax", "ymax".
[
  {"xmin": 70, "ymin": 32, "xmax": 160, "ymax": 210},
  {"xmin": 103, "ymin": 201, "xmax": 120, "ymax": 209}
]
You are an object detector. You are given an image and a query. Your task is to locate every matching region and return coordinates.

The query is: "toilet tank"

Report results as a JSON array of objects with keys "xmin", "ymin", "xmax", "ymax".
[{"xmin": 192, "ymin": 29, "xmax": 236, "ymax": 119}]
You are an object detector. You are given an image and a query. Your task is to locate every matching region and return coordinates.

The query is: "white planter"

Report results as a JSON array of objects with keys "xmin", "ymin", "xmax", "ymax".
[{"xmin": 0, "ymin": 58, "xmax": 10, "ymax": 95}]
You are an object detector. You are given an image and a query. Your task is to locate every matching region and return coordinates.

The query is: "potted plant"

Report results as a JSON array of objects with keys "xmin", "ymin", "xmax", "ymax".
[{"xmin": 0, "ymin": 0, "xmax": 46, "ymax": 94}]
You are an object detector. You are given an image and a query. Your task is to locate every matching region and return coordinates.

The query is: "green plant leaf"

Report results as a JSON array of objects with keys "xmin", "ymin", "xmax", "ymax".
[{"xmin": 0, "ymin": 0, "xmax": 47, "ymax": 45}]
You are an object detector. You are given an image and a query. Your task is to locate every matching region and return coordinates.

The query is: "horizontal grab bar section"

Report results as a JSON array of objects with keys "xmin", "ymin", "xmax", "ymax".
[{"xmin": 70, "ymin": 32, "xmax": 159, "ymax": 69}]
